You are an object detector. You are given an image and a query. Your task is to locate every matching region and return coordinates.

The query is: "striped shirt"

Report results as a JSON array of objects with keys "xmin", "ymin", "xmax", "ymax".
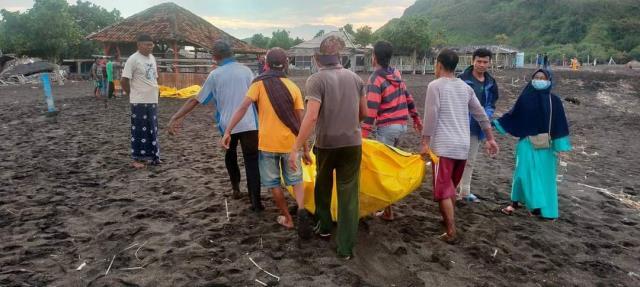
[
  {"xmin": 422, "ymin": 77, "xmax": 490, "ymax": 160},
  {"xmin": 361, "ymin": 68, "xmax": 421, "ymax": 137}
]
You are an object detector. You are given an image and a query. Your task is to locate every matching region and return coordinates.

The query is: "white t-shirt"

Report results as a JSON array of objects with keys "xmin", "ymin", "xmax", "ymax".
[{"xmin": 122, "ymin": 52, "xmax": 159, "ymax": 103}]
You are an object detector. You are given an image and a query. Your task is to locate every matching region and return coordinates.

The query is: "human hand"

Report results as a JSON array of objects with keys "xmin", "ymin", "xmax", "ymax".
[
  {"xmin": 288, "ymin": 151, "xmax": 299, "ymax": 172},
  {"xmin": 485, "ymin": 139, "xmax": 499, "ymax": 157},
  {"xmin": 168, "ymin": 116, "xmax": 182, "ymax": 136},
  {"xmin": 302, "ymin": 151, "xmax": 312, "ymax": 165},
  {"xmin": 220, "ymin": 132, "xmax": 232, "ymax": 149},
  {"xmin": 413, "ymin": 121, "xmax": 423, "ymax": 134}
]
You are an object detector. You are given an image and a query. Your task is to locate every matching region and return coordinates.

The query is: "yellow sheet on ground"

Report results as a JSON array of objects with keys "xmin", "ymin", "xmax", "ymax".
[
  {"xmin": 289, "ymin": 139, "xmax": 426, "ymax": 221},
  {"xmin": 159, "ymin": 85, "xmax": 201, "ymax": 99}
]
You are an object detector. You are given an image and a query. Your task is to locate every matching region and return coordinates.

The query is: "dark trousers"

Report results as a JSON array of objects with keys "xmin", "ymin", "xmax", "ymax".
[
  {"xmin": 108, "ymin": 81, "xmax": 115, "ymax": 98},
  {"xmin": 314, "ymin": 145, "xmax": 362, "ymax": 257},
  {"xmin": 226, "ymin": 130, "xmax": 262, "ymax": 209}
]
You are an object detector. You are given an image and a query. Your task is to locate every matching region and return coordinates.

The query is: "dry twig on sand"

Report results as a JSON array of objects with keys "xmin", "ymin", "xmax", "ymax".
[
  {"xmin": 135, "ymin": 241, "xmax": 148, "ymax": 261},
  {"xmin": 225, "ymin": 199, "xmax": 230, "ymax": 221},
  {"xmin": 105, "ymin": 255, "xmax": 116, "ymax": 275},
  {"xmin": 247, "ymin": 254, "xmax": 280, "ymax": 281},
  {"xmin": 578, "ymin": 183, "xmax": 640, "ymax": 209},
  {"xmin": 119, "ymin": 267, "xmax": 144, "ymax": 271}
]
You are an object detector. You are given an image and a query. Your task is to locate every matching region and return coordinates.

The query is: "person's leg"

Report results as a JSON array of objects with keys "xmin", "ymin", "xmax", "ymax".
[
  {"xmin": 282, "ymin": 152, "xmax": 304, "ymax": 209},
  {"xmin": 458, "ymin": 135, "xmax": 480, "ymax": 200},
  {"xmin": 439, "ymin": 197, "xmax": 456, "ymax": 237},
  {"xmin": 225, "ymin": 132, "xmax": 241, "ymax": 197},
  {"xmin": 283, "ymin": 151, "xmax": 313, "ymax": 239},
  {"xmin": 433, "ymin": 157, "xmax": 458, "ymax": 239},
  {"xmin": 334, "ymin": 145, "xmax": 362, "ymax": 258},
  {"xmin": 108, "ymin": 81, "xmax": 115, "ymax": 99},
  {"xmin": 375, "ymin": 124, "xmax": 406, "ymax": 220},
  {"xmin": 239, "ymin": 130, "xmax": 262, "ymax": 210},
  {"xmin": 130, "ymin": 104, "xmax": 146, "ymax": 168},
  {"xmin": 314, "ymin": 148, "xmax": 335, "ymax": 235},
  {"xmin": 149, "ymin": 103, "xmax": 160, "ymax": 164},
  {"xmin": 259, "ymin": 151, "xmax": 291, "ymax": 226}
]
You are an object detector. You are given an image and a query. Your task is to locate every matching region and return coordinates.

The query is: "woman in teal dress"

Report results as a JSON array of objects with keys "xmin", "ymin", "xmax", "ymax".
[{"xmin": 495, "ymin": 69, "xmax": 571, "ymax": 219}]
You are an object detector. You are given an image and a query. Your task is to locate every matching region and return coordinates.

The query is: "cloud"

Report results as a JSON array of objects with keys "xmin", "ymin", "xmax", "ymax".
[
  {"xmin": 202, "ymin": 2, "xmax": 409, "ymax": 32},
  {"xmin": 2, "ymin": 6, "xmax": 29, "ymax": 12}
]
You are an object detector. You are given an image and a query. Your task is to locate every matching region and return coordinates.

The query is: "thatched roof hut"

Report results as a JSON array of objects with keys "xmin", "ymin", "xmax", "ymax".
[{"xmin": 86, "ymin": 2, "xmax": 264, "ymax": 56}]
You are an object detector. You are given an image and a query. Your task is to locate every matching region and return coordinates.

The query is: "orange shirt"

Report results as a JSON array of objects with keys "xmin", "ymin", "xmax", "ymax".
[{"xmin": 246, "ymin": 78, "xmax": 304, "ymax": 153}]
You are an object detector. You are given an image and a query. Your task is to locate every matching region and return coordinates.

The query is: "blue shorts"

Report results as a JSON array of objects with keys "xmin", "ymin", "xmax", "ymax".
[
  {"xmin": 259, "ymin": 151, "xmax": 302, "ymax": 188},
  {"xmin": 375, "ymin": 124, "xmax": 407, "ymax": 146}
]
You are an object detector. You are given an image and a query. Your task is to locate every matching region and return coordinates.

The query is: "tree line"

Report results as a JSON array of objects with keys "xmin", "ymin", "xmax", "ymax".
[{"xmin": 0, "ymin": 0, "xmax": 122, "ymax": 61}]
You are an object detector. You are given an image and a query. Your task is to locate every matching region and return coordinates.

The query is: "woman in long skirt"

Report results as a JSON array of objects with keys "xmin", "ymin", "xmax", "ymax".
[{"xmin": 495, "ymin": 69, "xmax": 571, "ymax": 219}]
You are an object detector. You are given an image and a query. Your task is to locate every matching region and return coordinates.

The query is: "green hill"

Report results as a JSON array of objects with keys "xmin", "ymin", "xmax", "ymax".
[{"xmin": 397, "ymin": 0, "xmax": 640, "ymax": 61}]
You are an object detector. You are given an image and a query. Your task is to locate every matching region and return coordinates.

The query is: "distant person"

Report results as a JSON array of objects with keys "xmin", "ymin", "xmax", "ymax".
[
  {"xmin": 222, "ymin": 47, "xmax": 313, "ymax": 238},
  {"xmin": 90, "ymin": 58, "xmax": 99, "ymax": 97},
  {"xmin": 571, "ymin": 57, "xmax": 580, "ymax": 71},
  {"xmin": 420, "ymin": 49, "xmax": 499, "ymax": 243},
  {"xmin": 91, "ymin": 57, "xmax": 107, "ymax": 99},
  {"xmin": 106, "ymin": 58, "xmax": 120, "ymax": 99},
  {"xmin": 457, "ymin": 48, "xmax": 499, "ymax": 203},
  {"xmin": 497, "ymin": 69, "xmax": 571, "ymax": 220},
  {"xmin": 543, "ymin": 53, "xmax": 549, "ymax": 69},
  {"xmin": 121, "ymin": 34, "xmax": 160, "ymax": 168},
  {"xmin": 168, "ymin": 40, "xmax": 264, "ymax": 212},
  {"xmin": 361, "ymin": 40, "xmax": 422, "ymax": 220},
  {"xmin": 257, "ymin": 55, "xmax": 267, "ymax": 74}
]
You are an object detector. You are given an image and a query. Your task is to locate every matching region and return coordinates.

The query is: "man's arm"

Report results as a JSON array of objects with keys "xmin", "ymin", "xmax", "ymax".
[
  {"xmin": 359, "ymin": 94, "xmax": 368, "ymax": 121},
  {"xmin": 121, "ymin": 77, "xmax": 130, "ymax": 96},
  {"xmin": 405, "ymin": 89, "xmax": 423, "ymax": 133},
  {"xmin": 361, "ymin": 81, "xmax": 381, "ymax": 137},
  {"xmin": 289, "ymin": 100, "xmax": 320, "ymax": 171},
  {"xmin": 469, "ymin": 92, "xmax": 499, "ymax": 156},
  {"xmin": 221, "ymin": 98, "xmax": 253, "ymax": 148},
  {"xmin": 295, "ymin": 109, "xmax": 312, "ymax": 164},
  {"xmin": 167, "ymin": 98, "xmax": 199, "ymax": 135},
  {"xmin": 420, "ymin": 84, "xmax": 439, "ymax": 157},
  {"xmin": 491, "ymin": 80, "xmax": 499, "ymax": 110}
]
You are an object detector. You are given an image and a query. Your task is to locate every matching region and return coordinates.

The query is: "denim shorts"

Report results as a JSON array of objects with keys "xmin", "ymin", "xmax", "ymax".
[
  {"xmin": 258, "ymin": 151, "xmax": 303, "ymax": 188},
  {"xmin": 375, "ymin": 124, "xmax": 407, "ymax": 146}
]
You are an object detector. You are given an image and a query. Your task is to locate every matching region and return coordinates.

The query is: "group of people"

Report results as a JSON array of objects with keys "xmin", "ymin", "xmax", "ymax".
[
  {"xmin": 535, "ymin": 53, "xmax": 549, "ymax": 69},
  {"xmin": 91, "ymin": 56, "xmax": 121, "ymax": 99},
  {"xmin": 120, "ymin": 33, "xmax": 571, "ymax": 259}
]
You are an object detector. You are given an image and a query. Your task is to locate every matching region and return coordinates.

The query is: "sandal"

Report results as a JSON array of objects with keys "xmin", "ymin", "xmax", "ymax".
[
  {"xmin": 462, "ymin": 194, "xmax": 481, "ymax": 203},
  {"xmin": 501, "ymin": 205, "xmax": 516, "ymax": 215},
  {"xmin": 277, "ymin": 215, "xmax": 294, "ymax": 229}
]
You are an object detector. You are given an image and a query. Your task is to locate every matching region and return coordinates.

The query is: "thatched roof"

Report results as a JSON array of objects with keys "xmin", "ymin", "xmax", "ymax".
[{"xmin": 86, "ymin": 2, "xmax": 264, "ymax": 54}]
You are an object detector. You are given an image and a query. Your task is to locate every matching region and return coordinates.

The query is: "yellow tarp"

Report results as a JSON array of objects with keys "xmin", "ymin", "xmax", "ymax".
[
  {"xmin": 289, "ymin": 139, "xmax": 426, "ymax": 221},
  {"xmin": 159, "ymin": 85, "xmax": 201, "ymax": 99}
]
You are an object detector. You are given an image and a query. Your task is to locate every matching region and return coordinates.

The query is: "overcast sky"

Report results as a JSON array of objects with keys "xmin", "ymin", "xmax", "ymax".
[{"xmin": 1, "ymin": 0, "xmax": 414, "ymax": 39}]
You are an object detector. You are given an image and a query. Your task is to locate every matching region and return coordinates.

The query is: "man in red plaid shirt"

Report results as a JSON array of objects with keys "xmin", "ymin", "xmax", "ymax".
[{"xmin": 362, "ymin": 41, "xmax": 423, "ymax": 221}]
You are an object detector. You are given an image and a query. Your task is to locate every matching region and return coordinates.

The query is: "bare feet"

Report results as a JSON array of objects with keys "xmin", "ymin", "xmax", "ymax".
[
  {"xmin": 277, "ymin": 215, "xmax": 294, "ymax": 229},
  {"xmin": 375, "ymin": 206, "xmax": 394, "ymax": 221},
  {"xmin": 438, "ymin": 232, "xmax": 459, "ymax": 244},
  {"xmin": 131, "ymin": 161, "xmax": 146, "ymax": 169}
]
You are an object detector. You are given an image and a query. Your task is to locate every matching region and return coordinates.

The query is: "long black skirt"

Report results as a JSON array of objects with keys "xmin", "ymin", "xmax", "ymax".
[{"xmin": 130, "ymin": 103, "xmax": 160, "ymax": 163}]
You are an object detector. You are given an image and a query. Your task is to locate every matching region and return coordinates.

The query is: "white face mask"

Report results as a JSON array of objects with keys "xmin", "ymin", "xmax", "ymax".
[{"xmin": 532, "ymin": 79, "xmax": 551, "ymax": 90}]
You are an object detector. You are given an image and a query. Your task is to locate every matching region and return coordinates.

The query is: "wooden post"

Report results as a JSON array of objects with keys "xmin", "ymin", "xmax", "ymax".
[
  {"xmin": 116, "ymin": 45, "xmax": 121, "ymax": 60},
  {"xmin": 173, "ymin": 41, "xmax": 179, "ymax": 88},
  {"xmin": 103, "ymin": 43, "xmax": 111, "ymax": 56}
]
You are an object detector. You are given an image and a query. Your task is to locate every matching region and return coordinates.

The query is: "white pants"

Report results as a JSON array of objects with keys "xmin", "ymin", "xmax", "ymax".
[{"xmin": 458, "ymin": 135, "xmax": 481, "ymax": 197}]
